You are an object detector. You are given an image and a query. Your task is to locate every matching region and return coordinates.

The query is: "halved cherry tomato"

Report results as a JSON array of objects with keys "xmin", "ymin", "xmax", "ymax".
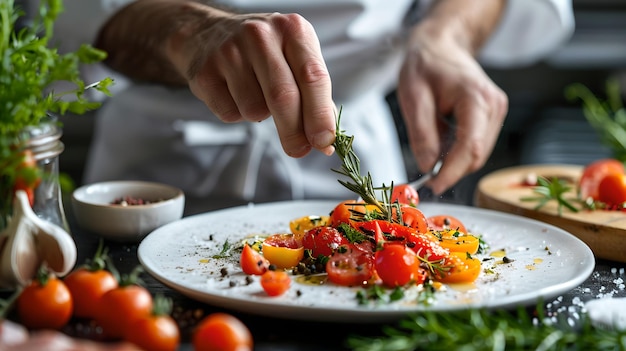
[
  {"xmin": 64, "ymin": 267, "xmax": 118, "ymax": 319},
  {"xmin": 17, "ymin": 274, "xmax": 73, "ymax": 330},
  {"xmin": 289, "ymin": 215, "xmax": 330, "ymax": 239},
  {"xmin": 374, "ymin": 244, "xmax": 425, "ymax": 287},
  {"xmin": 397, "ymin": 206, "xmax": 429, "ymax": 233},
  {"xmin": 124, "ymin": 295, "xmax": 180, "ymax": 351},
  {"xmin": 430, "ymin": 229, "xmax": 480, "ymax": 255},
  {"xmin": 326, "ymin": 248, "xmax": 373, "ymax": 287},
  {"xmin": 427, "ymin": 215, "xmax": 468, "ymax": 234},
  {"xmin": 193, "ymin": 313, "xmax": 253, "ymax": 351},
  {"xmin": 97, "ymin": 283, "xmax": 154, "ymax": 339},
  {"xmin": 240, "ymin": 244, "xmax": 270, "ymax": 275},
  {"xmin": 357, "ymin": 220, "xmax": 448, "ymax": 261},
  {"xmin": 262, "ymin": 234, "xmax": 304, "ymax": 269},
  {"xmin": 302, "ymin": 226, "xmax": 350, "ymax": 258},
  {"xmin": 598, "ymin": 172, "xmax": 626, "ymax": 205},
  {"xmin": 260, "ymin": 270, "xmax": 291, "ymax": 296},
  {"xmin": 579, "ymin": 158, "xmax": 625, "ymax": 201},
  {"xmin": 391, "ymin": 184, "xmax": 419, "ymax": 207},
  {"xmin": 434, "ymin": 252, "xmax": 481, "ymax": 284},
  {"xmin": 330, "ymin": 200, "xmax": 380, "ymax": 227}
]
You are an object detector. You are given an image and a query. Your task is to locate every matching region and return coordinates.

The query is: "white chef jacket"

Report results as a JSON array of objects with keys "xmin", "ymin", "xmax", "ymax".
[{"xmin": 49, "ymin": 0, "xmax": 574, "ymax": 213}]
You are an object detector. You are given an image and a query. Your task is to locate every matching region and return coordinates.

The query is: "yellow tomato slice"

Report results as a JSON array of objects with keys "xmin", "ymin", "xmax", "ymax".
[
  {"xmin": 430, "ymin": 229, "xmax": 480, "ymax": 255},
  {"xmin": 289, "ymin": 215, "xmax": 330, "ymax": 239},
  {"xmin": 434, "ymin": 251, "xmax": 481, "ymax": 284},
  {"xmin": 262, "ymin": 234, "xmax": 304, "ymax": 269}
]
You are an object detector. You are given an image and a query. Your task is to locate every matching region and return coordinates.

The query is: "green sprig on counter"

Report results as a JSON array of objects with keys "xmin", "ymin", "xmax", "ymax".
[
  {"xmin": 346, "ymin": 304, "xmax": 626, "ymax": 351},
  {"xmin": 520, "ymin": 176, "xmax": 579, "ymax": 216}
]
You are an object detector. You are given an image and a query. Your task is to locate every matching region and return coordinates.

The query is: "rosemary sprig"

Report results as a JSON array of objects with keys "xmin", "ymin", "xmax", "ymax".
[
  {"xmin": 520, "ymin": 176, "xmax": 579, "ymax": 216},
  {"xmin": 332, "ymin": 108, "xmax": 390, "ymax": 219},
  {"xmin": 346, "ymin": 303, "xmax": 626, "ymax": 351}
]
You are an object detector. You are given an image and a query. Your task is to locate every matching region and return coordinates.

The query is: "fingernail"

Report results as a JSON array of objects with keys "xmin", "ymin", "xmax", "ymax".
[{"xmin": 311, "ymin": 131, "xmax": 335, "ymax": 149}]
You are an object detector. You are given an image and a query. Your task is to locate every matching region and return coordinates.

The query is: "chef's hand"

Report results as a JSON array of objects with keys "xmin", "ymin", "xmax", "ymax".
[
  {"xmin": 0, "ymin": 320, "xmax": 140, "ymax": 351},
  {"xmin": 397, "ymin": 0, "xmax": 508, "ymax": 195},
  {"xmin": 165, "ymin": 8, "xmax": 336, "ymax": 158}
]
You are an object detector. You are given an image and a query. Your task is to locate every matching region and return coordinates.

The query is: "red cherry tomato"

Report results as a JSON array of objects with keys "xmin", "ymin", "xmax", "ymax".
[
  {"xmin": 260, "ymin": 270, "xmax": 291, "ymax": 296},
  {"xmin": 598, "ymin": 172, "xmax": 626, "ymax": 205},
  {"xmin": 97, "ymin": 284, "xmax": 154, "ymax": 339},
  {"xmin": 398, "ymin": 206, "xmax": 429, "ymax": 233},
  {"xmin": 64, "ymin": 267, "xmax": 118, "ymax": 319},
  {"xmin": 193, "ymin": 313, "xmax": 253, "ymax": 351},
  {"xmin": 301, "ymin": 226, "xmax": 350, "ymax": 258},
  {"xmin": 427, "ymin": 215, "xmax": 468, "ymax": 234},
  {"xmin": 330, "ymin": 200, "xmax": 380, "ymax": 227},
  {"xmin": 391, "ymin": 184, "xmax": 419, "ymax": 207},
  {"xmin": 124, "ymin": 295, "xmax": 180, "ymax": 351},
  {"xmin": 579, "ymin": 158, "xmax": 625, "ymax": 201},
  {"xmin": 374, "ymin": 244, "xmax": 425, "ymax": 287},
  {"xmin": 17, "ymin": 274, "xmax": 73, "ymax": 330},
  {"xmin": 326, "ymin": 248, "xmax": 374, "ymax": 287},
  {"xmin": 240, "ymin": 244, "xmax": 270, "ymax": 276}
]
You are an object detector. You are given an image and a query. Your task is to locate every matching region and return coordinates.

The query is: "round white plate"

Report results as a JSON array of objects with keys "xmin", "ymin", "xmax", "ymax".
[{"xmin": 138, "ymin": 200, "xmax": 595, "ymax": 323}]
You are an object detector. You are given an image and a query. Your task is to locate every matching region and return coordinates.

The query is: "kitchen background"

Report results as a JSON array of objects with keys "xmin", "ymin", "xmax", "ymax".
[{"xmin": 57, "ymin": 0, "xmax": 626, "ymax": 205}]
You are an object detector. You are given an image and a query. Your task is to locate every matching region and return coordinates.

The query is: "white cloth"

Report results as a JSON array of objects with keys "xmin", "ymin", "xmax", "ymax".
[{"xmin": 48, "ymin": 0, "xmax": 575, "ymax": 212}]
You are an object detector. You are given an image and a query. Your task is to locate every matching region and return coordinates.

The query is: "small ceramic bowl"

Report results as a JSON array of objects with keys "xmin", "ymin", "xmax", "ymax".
[{"xmin": 71, "ymin": 181, "xmax": 185, "ymax": 243}]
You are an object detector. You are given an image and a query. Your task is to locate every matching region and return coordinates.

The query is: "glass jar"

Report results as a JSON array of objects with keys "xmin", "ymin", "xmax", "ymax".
[{"xmin": 19, "ymin": 117, "xmax": 70, "ymax": 233}]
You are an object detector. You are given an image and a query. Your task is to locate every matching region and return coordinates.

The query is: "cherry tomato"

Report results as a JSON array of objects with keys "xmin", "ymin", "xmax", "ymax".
[
  {"xmin": 193, "ymin": 313, "xmax": 253, "ymax": 351},
  {"xmin": 17, "ymin": 274, "xmax": 73, "ymax": 330},
  {"xmin": 64, "ymin": 268, "xmax": 118, "ymax": 319},
  {"xmin": 391, "ymin": 184, "xmax": 419, "ymax": 207},
  {"xmin": 262, "ymin": 234, "xmax": 304, "ymax": 269},
  {"xmin": 579, "ymin": 158, "xmax": 625, "ymax": 201},
  {"xmin": 97, "ymin": 284, "xmax": 154, "ymax": 339},
  {"xmin": 240, "ymin": 244, "xmax": 270, "ymax": 275},
  {"xmin": 289, "ymin": 215, "xmax": 331, "ymax": 239},
  {"xmin": 434, "ymin": 252, "xmax": 481, "ymax": 284},
  {"xmin": 357, "ymin": 220, "xmax": 448, "ymax": 261},
  {"xmin": 301, "ymin": 226, "xmax": 350, "ymax": 258},
  {"xmin": 374, "ymin": 244, "xmax": 425, "ymax": 287},
  {"xmin": 326, "ymin": 248, "xmax": 373, "ymax": 287},
  {"xmin": 427, "ymin": 215, "xmax": 468, "ymax": 234},
  {"xmin": 430, "ymin": 229, "xmax": 480, "ymax": 255},
  {"xmin": 398, "ymin": 206, "xmax": 429, "ymax": 233},
  {"xmin": 598, "ymin": 172, "xmax": 626, "ymax": 205},
  {"xmin": 260, "ymin": 270, "xmax": 291, "ymax": 296},
  {"xmin": 330, "ymin": 200, "xmax": 380, "ymax": 227},
  {"xmin": 125, "ymin": 295, "xmax": 180, "ymax": 351}
]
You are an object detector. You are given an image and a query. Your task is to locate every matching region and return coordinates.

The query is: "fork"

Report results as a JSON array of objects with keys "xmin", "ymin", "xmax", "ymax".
[{"xmin": 408, "ymin": 159, "xmax": 443, "ymax": 191}]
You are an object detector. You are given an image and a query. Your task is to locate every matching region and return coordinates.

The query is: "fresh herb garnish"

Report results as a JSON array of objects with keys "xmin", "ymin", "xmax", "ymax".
[
  {"xmin": 520, "ymin": 176, "xmax": 579, "ymax": 215},
  {"xmin": 356, "ymin": 285, "xmax": 405, "ymax": 305},
  {"xmin": 337, "ymin": 222, "xmax": 368, "ymax": 244},
  {"xmin": 212, "ymin": 240, "xmax": 232, "ymax": 259}
]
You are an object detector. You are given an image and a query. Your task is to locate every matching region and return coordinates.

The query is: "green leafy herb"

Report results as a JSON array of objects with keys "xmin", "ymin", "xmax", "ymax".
[
  {"xmin": 566, "ymin": 79, "xmax": 626, "ymax": 162},
  {"xmin": 212, "ymin": 240, "xmax": 232, "ymax": 259},
  {"xmin": 337, "ymin": 222, "xmax": 368, "ymax": 244},
  {"xmin": 356, "ymin": 285, "xmax": 405, "ymax": 305},
  {"xmin": 346, "ymin": 303, "xmax": 626, "ymax": 351},
  {"xmin": 520, "ymin": 176, "xmax": 579, "ymax": 215}
]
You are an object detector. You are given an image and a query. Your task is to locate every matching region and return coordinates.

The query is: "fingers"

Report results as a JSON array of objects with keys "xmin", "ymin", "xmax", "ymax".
[
  {"xmin": 188, "ymin": 13, "xmax": 335, "ymax": 158},
  {"xmin": 429, "ymin": 86, "xmax": 508, "ymax": 194}
]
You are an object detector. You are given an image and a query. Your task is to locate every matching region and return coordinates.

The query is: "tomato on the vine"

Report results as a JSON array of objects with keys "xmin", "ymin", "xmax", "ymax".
[
  {"xmin": 598, "ymin": 172, "xmax": 626, "ymax": 205},
  {"xmin": 579, "ymin": 158, "xmax": 625, "ymax": 201},
  {"xmin": 124, "ymin": 295, "xmax": 180, "ymax": 351},
  {"xmin": 391, "ymin": 184, "xmax": 419, "ymax": 207},
  {"xmin": 260, "ymin": 270, "xmax": 291, "ymax": 296},
  {"xmin": 17, "ymin": 272, "xmax": 73, "ymax": 330},
  {"xmin": 374, "ymin": 244, "xmax": 425, "ymax": 287},
  {"xmin": 427, "ymin": 215, "xmax": 468, "ymax": 234},
  {"xmin": 240, "ymin": 244, "xmax": 270, "ymax": 275},
  {"xmin": 64, "ymin": 242, "xmax": 118, "ymax": 319},
  {"xmin": 193, "ymin": 313, "xmax": 253, "ymax": 351},
  {"xmin": 96, "ymin": 270, "xmax": 153, "ymax": 340},
  {"xmin": 326, "ymin": 247, "xmax": 373, "ymax": 287},
  {"xmin": 262, "ymin": 234, "xmax": 304, "ymax": 269}
]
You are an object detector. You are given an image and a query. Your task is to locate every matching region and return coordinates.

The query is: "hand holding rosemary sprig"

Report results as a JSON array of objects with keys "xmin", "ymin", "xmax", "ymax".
[{"xmin": 331, "ymin": 108, "xmax": 393, "ymax": 220}]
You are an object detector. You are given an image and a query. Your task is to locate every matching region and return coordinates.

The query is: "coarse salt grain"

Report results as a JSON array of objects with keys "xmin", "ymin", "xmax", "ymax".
[{"xmin": 585, "ymin": 297, "xmax": 626, "ymax": 331}]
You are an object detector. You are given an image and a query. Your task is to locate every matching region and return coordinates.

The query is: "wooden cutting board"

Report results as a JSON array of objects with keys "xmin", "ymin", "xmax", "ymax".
[{"xmin": 474, "ymin": 164, "xmax": 626, "ymax": 263}]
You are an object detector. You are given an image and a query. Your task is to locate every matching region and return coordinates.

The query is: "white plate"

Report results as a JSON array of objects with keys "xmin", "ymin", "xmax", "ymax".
[{"xmin": 138, "ymin": 200, "xmax": 595, "ymax": 323}]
